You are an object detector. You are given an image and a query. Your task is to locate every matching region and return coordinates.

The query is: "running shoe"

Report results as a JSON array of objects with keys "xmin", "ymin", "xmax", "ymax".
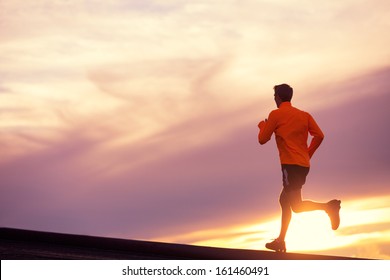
[
  {"xmin": 326, "ymin": 199, "xmax": 341, "ymax": 230},
  {"xmin": 265, "ymin": 239, "xmax": 286, "ymax": 252}
]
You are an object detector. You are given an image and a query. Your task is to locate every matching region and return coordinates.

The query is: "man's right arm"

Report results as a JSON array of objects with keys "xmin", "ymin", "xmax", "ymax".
[{"xmin": 307, "ymin": 114, "xmax": 324, "ymax": 158}]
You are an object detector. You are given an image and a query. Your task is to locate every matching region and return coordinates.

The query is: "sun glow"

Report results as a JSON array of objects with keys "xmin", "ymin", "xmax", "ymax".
[
  {"xmin": 159, "ymin": 195, "xmax": 390, "ymax": 259},
  {"xmin": 1, "ymin": 0, "xmax": 390, "ymax": 262}
]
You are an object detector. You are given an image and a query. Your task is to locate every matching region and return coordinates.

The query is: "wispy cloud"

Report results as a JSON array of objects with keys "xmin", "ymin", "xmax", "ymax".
[
  {"xmin": 1, "ymin": 0, "xmax": 390, "ymax": 259},
  {"xmin": 1, "ymin": 67, "xmax": 389, "ymax": 244}
]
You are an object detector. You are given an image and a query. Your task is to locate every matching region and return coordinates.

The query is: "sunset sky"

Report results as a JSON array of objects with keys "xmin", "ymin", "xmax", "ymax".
[{"xmin": 1, "ymin": 0, "xmax": 390, "ymax": 259}]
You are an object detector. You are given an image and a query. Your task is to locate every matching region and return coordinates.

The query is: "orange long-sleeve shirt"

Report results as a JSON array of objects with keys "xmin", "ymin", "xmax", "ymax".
[{"xmin": 258, "ymin": 102, "xmax": 324, "ymax": 167}]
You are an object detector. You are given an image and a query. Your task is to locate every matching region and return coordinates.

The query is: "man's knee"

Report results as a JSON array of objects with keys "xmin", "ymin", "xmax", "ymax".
[
  {"xmin": 291, "ymin": 202, "xmax": 304, "ymax": 213},
  {"xmin": 279, "ymin": 191, "xmax": 289, "ymax": 207},
  {"xmin": 281, "ymin": 189, "xmax": 303, "ymax": 212}
]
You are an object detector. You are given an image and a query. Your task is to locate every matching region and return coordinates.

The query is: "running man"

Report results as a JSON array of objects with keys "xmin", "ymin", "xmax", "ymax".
[{"xmin": 258, "ymin": 84, "xmax": 341, "ymax": 252}]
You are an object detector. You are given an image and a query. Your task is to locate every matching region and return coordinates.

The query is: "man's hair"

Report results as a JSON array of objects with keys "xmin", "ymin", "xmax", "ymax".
[{"xmin": 274, "ymin": 84, "xmax": 293, "ymax": 102}]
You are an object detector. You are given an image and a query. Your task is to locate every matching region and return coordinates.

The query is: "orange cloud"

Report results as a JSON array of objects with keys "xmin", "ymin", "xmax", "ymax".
[{"xmin": 1, "ymin": 1, "xmax": 390, "ymax": 260}]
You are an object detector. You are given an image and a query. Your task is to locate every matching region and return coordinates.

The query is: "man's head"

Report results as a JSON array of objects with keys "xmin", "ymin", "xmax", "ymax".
[{"xmin": 274, "ymin": 84, "xmax": 293, "ymax": 107}]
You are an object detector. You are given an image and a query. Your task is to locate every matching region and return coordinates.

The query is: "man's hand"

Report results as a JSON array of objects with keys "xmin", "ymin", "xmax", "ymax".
[
  {"xmin": 258, "ymin": 118, "xmax": 268, "ymax": 145},
  {"xmin": 258, "ymin": 119, "xmax": 267, "ymax": 130}
]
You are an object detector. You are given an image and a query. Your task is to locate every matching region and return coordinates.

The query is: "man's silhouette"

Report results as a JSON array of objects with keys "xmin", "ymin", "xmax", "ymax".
[{"xmin": 258, "ymin": 84, "xmax": 341, "ymax": 252}]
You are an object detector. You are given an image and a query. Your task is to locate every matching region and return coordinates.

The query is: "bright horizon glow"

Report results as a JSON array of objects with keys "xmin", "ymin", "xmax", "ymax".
[
  {"xmin": 157, "ymin": 195, "xmax": 390, "ymax": 259},
  {"xmin": 1, "ymin": 0, "xmax": 390, "ymax": 260}
]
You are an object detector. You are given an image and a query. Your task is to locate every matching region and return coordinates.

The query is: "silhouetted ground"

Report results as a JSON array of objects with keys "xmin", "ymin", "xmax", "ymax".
[{"xmin": 0, "ymin": 228, "xmax": 363, "ymax": 260}]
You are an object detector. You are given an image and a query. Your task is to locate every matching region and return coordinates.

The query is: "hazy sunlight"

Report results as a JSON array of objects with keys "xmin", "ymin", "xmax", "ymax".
[{"xmin": 160, "ymin": 195, "xmax": 390, "ymax": 259}]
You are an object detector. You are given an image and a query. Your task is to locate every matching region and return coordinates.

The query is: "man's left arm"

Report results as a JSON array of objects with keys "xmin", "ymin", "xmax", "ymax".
[
  {"xmin": 258, "ymin": 112, "xmax": 277, "ymax": 145},
  {"xmin": 308, "ymin": 114, "xmax": 324, "ymax": 158}
]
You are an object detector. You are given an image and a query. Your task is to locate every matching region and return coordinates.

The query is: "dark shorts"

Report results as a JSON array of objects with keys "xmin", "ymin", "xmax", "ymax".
[{"xmin": 281, "ymin": 164, "xmax": 310, "ymax": 192}]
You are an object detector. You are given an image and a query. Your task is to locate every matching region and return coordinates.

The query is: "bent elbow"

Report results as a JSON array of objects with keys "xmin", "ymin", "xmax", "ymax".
[
  {"xmin": 314, "ymin": 133, "xmax": 324, "ymax": 143},
  {"xmin": 258, "ymin": 138, "xmax": 269, "ymax": 145}
]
